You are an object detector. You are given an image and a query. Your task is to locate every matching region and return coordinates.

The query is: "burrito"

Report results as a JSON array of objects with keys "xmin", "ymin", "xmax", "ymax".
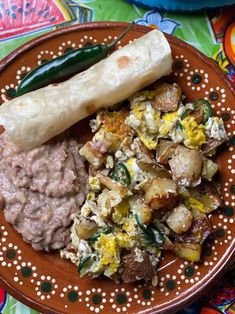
[{"xmin": 0, "ymin": 29, "xmax": 172, "ymax": 150}]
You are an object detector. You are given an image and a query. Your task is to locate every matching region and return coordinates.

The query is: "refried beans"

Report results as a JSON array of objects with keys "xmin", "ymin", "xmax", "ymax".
[{"xmin": 0, "ymin": 132, "xmax": 87, "ymax": 251}]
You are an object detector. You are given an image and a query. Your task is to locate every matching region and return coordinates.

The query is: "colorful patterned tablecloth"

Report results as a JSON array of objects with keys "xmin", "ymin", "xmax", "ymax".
[{"xmin": 0, "ymin": 1, "xmax": 234, "ymax": 313}]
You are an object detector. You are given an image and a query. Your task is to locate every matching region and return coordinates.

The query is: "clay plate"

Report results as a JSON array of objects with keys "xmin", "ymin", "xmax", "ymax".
[{"xmin": 0, "ymin": 22, "xmax": 234, "ymax": 314}]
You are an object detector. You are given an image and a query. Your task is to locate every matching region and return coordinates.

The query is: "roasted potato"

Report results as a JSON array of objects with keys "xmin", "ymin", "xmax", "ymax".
[
  {"xmin": 121, "ymin": 248, "xmax": 156, "ymax": 283},
  {"xmin": 202, "ymin": 138, "xmax": 226, "ymax": 157},
  {"xmin": 174, "ymin": 242, "xmax": 201, "ymax": 262},
  {"xmin": 189, "ymin": 183, "xmax": 222, "ymax": 213},
  {"xmin": 134, "ymin": 138, "xmax": 154, "ymax": 161},
  {"xmin": 75, "ymin": 217, "xmax": 98, "ymax": 240},
  {"xmin": 94, "ymin": 129, "xmax": 120, "ymax": 153},
  {"xmin": 201, "ymin": 157, "xmax": 218, "ymax": 181},
  {"xmin": 97, "ymin": 173, "xmax": 130, "ymax": 198},
  {"xmin": 137, "ymin": 160, "xmax": 171, "ymax": 179},
  {"xmin": 169, "ymin": 147, "xmax": 202, "ymax": 186},
  {"xmin": 156, "ymin": 140, "xmax": 179, "ymax": 164},
  {"xmin": 171, "ymin": 208, "xmax": 212, "ymax": 244},
  {"xmin": 153, "ymin": 82, "xmax": 182, "ymax": 112},
  {"xmin": 79, "ymin": 142, "xmax": 105, "ymax": 169},
  {"xmin": 166, "ymin": 204, "xmax": 193, "ymax": 234},
  {"xmin": 144, "ymin": 178, "xmax": 177, "ymax": 210},
  {"xmin": 129, "ymin": 196, "xmax": 153, "ymax": 225}
]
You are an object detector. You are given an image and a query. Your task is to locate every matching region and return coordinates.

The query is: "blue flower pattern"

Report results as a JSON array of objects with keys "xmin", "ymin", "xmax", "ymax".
[{"xmin": 135, "ymin": 10, "xmax": 180, "ymax": 35}]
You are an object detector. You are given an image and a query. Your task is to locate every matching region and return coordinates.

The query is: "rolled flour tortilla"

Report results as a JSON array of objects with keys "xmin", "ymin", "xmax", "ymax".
[{"xmin": 0, "ymin": 29, "xmax": 172, "ymax": 150}]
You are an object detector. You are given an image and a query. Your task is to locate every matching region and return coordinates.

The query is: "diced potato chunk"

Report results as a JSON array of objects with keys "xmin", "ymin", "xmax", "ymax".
[
  {"xmin": 169, "ymin": 148, "xmax": 202, "ymax": 186},
  {"xmin": 121, "ymin": 248, "xmax": 155, "ymax": 283},
  {"xmin": 97, "ymin": 173, "xmax": 130, "ymax": 198},
  {"xmin": 128, "ymin": 196, "xmax": 153, "ymax": 225},
  {"xmin": 144, "ymin": 178, "xmax": 177, "ymax": 210},
  {"xmin": 156, "ymin": 140, "xmax": 178, "ymax": 164},
  {"xmin": 75, "ymin": 217, "xmax": 98, "ymax": 240},
  {"xmin": 202, "ymin": 138, "xmax": 226, "ymax": 157},
  {"xmin": 166, "ymin": 205, "xmax": 193, "ymax": 234},
  {"xmin": 189, "ymin": 183, "xmax": 222, "ymax": 214},
  {"xmin": 134, "ymin": 138, "xmax": 154, "ymax": 161},
  {"xmin": 137, "ymin": 160, "xmax": 171, "ymax": 179},
  {"xmin": 201, "ymin": 158, "xmax": 218, "ymax": 181},
  {"xmin": 112, "ymin": 199, "xmax": 130, "ymax": 223},
  {"xmin": 79, "ymin": 142, "xmax": 105, "ymax": 169},
  {"xmin": 153, "ymin": 82, "xmax": 181, "ymax": 112},
  {"xmin": 94, "ymin": 129, "xmax": 120, "ymax": 153},
  {"xmin": 174, "ymin": 242, "xmax": 201, "ymax": 262}
]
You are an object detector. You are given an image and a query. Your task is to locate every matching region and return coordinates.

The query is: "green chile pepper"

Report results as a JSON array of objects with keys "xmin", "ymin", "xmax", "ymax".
[
  {"xmin": 193, "ymin": 98, "xmax": 212, "ymax": 123},
  {"xmin": 87, "ymin": 224, "xmax": 113, "ymax": 242},
  {"xmin": 16, "ymin": 23, "xmax": 133, "ymax": 96},
  {"xmin": 135, "ymin": 215, "xmax": 164, "ymax": 247},
  {"xmin": 180, "ymin": 99, "xmax": 212, "ymax": 124},
  {"xmin": 77, "ymin": 256, "xmax": 91, "ymax": 273},
  {"xmin": 111, "ymin": 162, "xmax": 131, "ymax": 186}
]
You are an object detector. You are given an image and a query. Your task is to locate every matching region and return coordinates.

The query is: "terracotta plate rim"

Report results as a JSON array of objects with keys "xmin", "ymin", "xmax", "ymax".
[{"xmin": 0, "ymin": 22, "xmax": 234, "ymax": 314}]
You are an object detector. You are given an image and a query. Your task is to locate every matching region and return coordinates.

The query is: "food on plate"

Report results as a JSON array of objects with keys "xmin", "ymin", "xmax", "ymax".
[
  {"xmin": 61, "ymin": 82, "xmax": 227, "ymax": 285},
  {"xmin": 16, "ymin": 24, "xmax": 133, "ymax": 96},
  {"xmin": 0, "ymin": 27, "xmax": 228, "ymax": 287},
  {"xmin": 0, "ymin": 28, "xmax": 172, "ymax": 150},
  {"xmin": 0, "ymin": 132, "xmax": 87, "ymax": 251}
]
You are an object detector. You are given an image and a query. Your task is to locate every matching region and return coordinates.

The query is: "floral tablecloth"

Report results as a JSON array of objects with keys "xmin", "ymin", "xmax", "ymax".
[{"xmin": 0, "ymin": 0, "xmax": 234, "ymax": 313}]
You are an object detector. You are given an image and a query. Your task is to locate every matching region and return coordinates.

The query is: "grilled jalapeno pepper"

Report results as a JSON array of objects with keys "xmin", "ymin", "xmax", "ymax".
[
  {"xmin": 87, "ymin": 224, "xmax": 113, "ymax": 242},
  {"xmin": 77, "ymin": 256, "xmax": 91, "ymax": 273},
  {"xmin": 180, "ymin": 107, "xmax": 194, "ymax": 121},
  {"xmin": 193, "ymin": 98, "xmax": 212, "ymax": 123},
  {"xmin": 135, "ymin": 215, "xmax": 164, "ymax": 247},
  {"xmin": 111, "ymin": 162, "xmax": 131, "ymax": 186},
  {"xmin": 16, "ymin": 23, "xmax": 133, "ymax": 96},
  {"xmin": 180, "ymin": 99, "xmax": 212, "ymax": 124}
]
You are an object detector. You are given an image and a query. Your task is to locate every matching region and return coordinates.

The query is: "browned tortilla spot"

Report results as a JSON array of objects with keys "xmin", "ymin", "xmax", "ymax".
[
  {"xmin": 0, "ymin": 126, "xmax": 5, "ymax": 135},
  {"xmin": 117, "ymin": 56, "xmax": 130, "ymax": 69},
  {"xmin": 86, "ymin": 103, "xmax": 95, "ymax": 115}
]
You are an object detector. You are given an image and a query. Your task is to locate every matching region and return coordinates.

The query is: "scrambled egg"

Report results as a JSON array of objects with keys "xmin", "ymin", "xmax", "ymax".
[
  {"xmin": 127, "ymin": 99, "xmax": 160, "ymax": 150},
  {"xmin": 181, "ymin": 117, "xmax": 206, "ymax": 149},
  {"xmin": 159, "ymin": 112, "xmax": 179, "ymax": 136},
  {"xmin": 112, "ymin": 199, "xmax": 130, "ymax": 223},
  {"xmin": 124, "ymin": 158, "xmax": 141, "ymax": 180},
  {"xmin": 61, "ymin": 81, "xmax": 228, "ymax": 285},
  {"xmin": 122, "ymin": 216, "xmax": 137, "ymax": 236},
  {"xmin": 116, "ymin": 232, "xmax": 135, "ymax": 249},
  {"xmin": 98, "ymin": 190, "xmax": 122, "ymax": 218},
  {"xmin": 88, "ymin": 176, "xmax": 101, "ymax": 191},
  {"xmin": 93, "ymin": 234, "xmax": 120, "ymax": 277},
  {"xmin": 138, "ymin": 134, "xmax": 157, "ymax": 150},
  {"xmin": 86, "ymin": 192, "xmax": 96, "ymax": 201}
]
